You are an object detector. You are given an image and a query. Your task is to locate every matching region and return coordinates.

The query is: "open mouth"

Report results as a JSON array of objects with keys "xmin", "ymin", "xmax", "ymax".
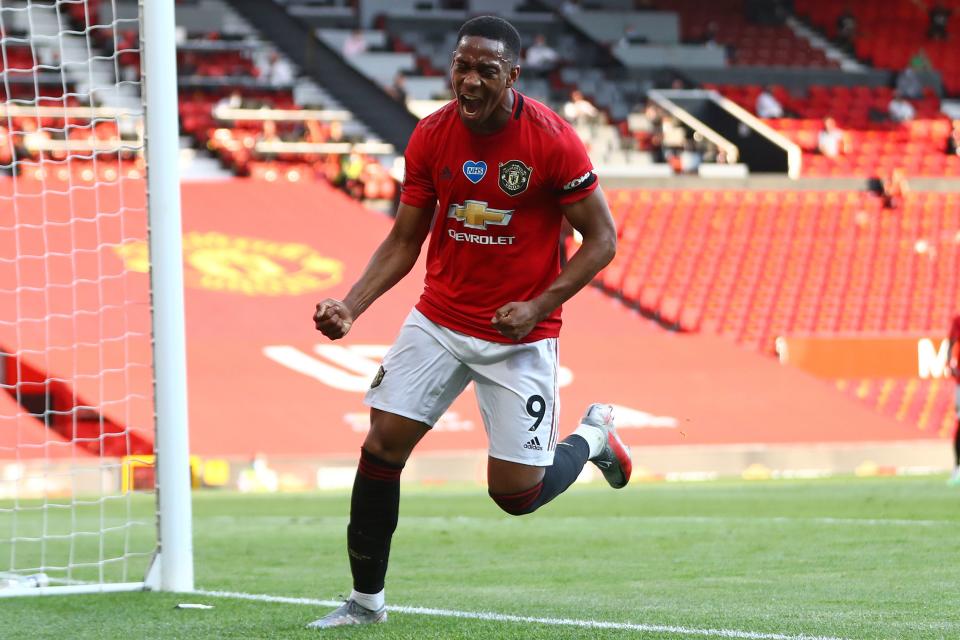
[{"xmin": 459, "ymin": 95, "xmax": 483, "ymax": 117}]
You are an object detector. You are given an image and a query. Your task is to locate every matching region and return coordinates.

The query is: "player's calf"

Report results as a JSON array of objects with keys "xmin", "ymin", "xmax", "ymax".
[{"xmin": 489, "ymin": 431, "xmax": 592, "ymax": 515}]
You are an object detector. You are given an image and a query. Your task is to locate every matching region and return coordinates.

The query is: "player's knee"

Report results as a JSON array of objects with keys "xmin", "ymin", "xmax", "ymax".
[
  {"xmin": 362, "ymin": 429, "xmax": 410, "ymax": 466},
  {"xmin": 360, "ymin": 438, "xmax": 400, "ymax": 464},
  {"xmin": 489, "ymin": 483, "xmax": 544, "ymax": 516}
]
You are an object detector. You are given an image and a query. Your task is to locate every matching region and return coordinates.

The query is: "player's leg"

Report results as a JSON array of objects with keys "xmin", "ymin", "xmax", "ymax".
[
  {"xmin": 949, "ymin": 388, "xmax": 960, "ymax": 486},
  {"xmin": 472, "ymin": 339, "xmax": 632, "ymax": 515},
  {"xmin": 485, "ymin": 403, "xmax": 632, "ymax": 514},
  {"xmin": 348, "ymin": 410, "xmax": 427, "ymax": 604},
  {"xmin": 308, "ymin": 312, "xmax": 470, "ymax": 629}
]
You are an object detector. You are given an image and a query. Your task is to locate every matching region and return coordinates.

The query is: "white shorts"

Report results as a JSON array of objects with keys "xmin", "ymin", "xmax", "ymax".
[{"xmin": 364, "ymin": 308, "xmax": 560, "ymax": 466}]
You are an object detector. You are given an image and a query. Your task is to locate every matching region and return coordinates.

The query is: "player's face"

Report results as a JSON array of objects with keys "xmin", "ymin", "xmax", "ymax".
[{"xmin": 451, "ymin": 36, "xmax": 519, "ymax": 133}]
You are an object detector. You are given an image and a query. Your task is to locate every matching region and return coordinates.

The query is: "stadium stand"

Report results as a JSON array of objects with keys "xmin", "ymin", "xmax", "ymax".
[
  {"xmin": 592, "ymin": 187, "xmax": 958, "ymax": 433},
  {"xmin": 710, "ymin": 83, "xmax": 958, "ymax": 177},
  {"xmin": 795, "ymin": 0, "xmax": 960, "ymax": 94},
  {"xmin": 649, "ymin": 0, "xmax": 837, "ymax": 68},
  {"xmin": 598, "ymin": 189, "xmax": 959, "ymax": 346},
  {"xmin": 0, "ymin": 0, "xmax": 399, "ymax": 201}
]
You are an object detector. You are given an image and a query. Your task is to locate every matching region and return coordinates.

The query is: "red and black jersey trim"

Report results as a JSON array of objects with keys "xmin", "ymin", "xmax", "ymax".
[
  {"xmin": 513, "ymin": 91, "xmax": 525, "ymax": 120},
  {"xmin": 560, "ymin": 170, "xmax": 597, "ymax": 194}
]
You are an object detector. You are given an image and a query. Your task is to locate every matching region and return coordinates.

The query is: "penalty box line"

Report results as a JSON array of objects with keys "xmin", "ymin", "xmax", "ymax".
[{"xmin": 193, "ymin": 589, "xmax": 850, "ymax": 640}]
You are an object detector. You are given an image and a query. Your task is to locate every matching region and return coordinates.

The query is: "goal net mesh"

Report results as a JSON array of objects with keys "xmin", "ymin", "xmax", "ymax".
[{"xmin": 0, "ymin": 0, "xmax": 157, "ymax": 589}]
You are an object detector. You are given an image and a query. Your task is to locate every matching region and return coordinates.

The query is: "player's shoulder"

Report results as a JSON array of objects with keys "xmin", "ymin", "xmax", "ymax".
[
  {"xmin": 415, "ymin": 100, "xmax": 459, "ymax": 135},
  {"xmin": 518, "ymin": 93, "xmax": 577, "ymax": 139}
]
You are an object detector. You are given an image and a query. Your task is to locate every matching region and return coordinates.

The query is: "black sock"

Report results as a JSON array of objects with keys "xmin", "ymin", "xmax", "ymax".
[
  {"xmin": 489, "ymin": 434, "xmax": 590, "ymax": 515},
  {"xmin": 347, "ymin": 448, "xmax": 403, "ymax": 595}
]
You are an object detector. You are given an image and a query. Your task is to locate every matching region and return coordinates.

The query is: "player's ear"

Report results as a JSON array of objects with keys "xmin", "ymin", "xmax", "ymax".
[{"xmin": 507, "ymin": 64, "xmax": 520, "ymax": 88}]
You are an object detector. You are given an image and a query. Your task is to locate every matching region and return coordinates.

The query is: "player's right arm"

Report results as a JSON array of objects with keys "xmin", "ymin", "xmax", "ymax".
[
  {"xmin": 315, "ymin": 118, "xmax": 437, "ymax": 340},
  {"xmin": 314, "ymin": 202, "xmax": 433, "ymax": 340}
]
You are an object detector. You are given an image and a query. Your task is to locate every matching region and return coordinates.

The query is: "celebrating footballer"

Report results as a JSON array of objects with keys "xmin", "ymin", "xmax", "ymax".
[{"xmin": 310, "ymin": 15, "xmax": 633, "ymax": 629}]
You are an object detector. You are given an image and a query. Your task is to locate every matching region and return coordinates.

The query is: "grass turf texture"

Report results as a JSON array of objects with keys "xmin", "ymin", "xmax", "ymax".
[{"xmin": 2, "ymin": 475, "xmax": 958, "ymax": 639}]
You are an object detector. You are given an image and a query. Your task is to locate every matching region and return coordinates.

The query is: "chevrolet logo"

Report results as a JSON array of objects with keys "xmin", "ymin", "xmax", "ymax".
[{"xmin": 447, "ymin": 200, "xmax": 514, "ymax": 230}]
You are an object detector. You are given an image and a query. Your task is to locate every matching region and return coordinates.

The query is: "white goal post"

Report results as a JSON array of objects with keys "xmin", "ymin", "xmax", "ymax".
[{"xmin": 0, "ymin": 0, "xmax": 193, "ymax": 596}]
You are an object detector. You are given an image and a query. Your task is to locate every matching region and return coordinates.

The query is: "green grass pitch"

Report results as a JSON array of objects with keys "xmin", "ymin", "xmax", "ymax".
[{"xmin": 2, "ymin": 475, "xmax": 959, "ymax": 639}]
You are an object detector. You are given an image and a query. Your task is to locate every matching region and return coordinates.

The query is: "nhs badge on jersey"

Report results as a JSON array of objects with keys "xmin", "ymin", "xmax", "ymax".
[
  {"xmin": 498, "ymin": 160, "xmax": 532, "ymax": 197},
  {"xmin": 462, "ymin": 160, "xmax": 487, "ymax": 184}
]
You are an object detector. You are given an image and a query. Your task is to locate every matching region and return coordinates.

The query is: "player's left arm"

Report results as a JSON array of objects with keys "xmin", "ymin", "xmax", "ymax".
[{"xmin": 492, "ymin": 188, "xmax": 616, "ymax": 341}]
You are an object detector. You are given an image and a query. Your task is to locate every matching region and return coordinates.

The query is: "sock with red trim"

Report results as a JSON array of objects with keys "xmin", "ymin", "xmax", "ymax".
[
  {"xmin": 347, "ymin": 448, "xmax": 403, "ymax": 594},
  {"xmin": 489, "ymin": 434, "xmax": 590, "ymax": 515}
]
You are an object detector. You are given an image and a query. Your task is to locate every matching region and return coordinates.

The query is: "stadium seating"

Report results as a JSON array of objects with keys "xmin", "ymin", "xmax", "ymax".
[
  {"xmin": 597, "ymin": 188, "xmax": 959, "ymax": 432},
  {"xmin": 709, "ymin": 84, "xmax": 957, "ymax": 177},
  {"xmin": 652, "ymin": 0, "xmax": 838, "ymax": 68},
  {"xmin": 836, "ymin": 377, "xmax": 957, "ymax": 438},
  {"xmin": 600, "ymin": 189, "xmax": 960, "ymax": 351},
  {"xmin": 795, "ymin": 0, "xmax": 960, "ymax": 94}
]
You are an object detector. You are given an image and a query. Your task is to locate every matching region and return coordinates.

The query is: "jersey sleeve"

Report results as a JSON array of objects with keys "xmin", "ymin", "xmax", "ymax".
[
  {"xmin": 399, "ymin": 122, "xmax": 437, "ymax": 209},
  {"xmin": 549, "ymin": 122, "xmax": 599, "ymax": 206}
]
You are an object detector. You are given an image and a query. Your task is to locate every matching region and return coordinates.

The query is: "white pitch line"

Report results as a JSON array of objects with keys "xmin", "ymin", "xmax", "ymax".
[
  {"xmin": 200, "ymin": 514, "xmax": 952, "ymax": 527},
  {"xmin": 193, "ymin": 589, "xmax": 851, "ymax": 640}
]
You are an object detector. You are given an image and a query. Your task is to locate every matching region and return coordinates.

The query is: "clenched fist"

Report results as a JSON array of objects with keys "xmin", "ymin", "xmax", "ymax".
[
  {"xmin": 314, "ymin": 298, "xmax": 355, "ymax": 340},
  {"xmin": 491, "ymin": 300, "xmax": 543, "ymax": 342}
]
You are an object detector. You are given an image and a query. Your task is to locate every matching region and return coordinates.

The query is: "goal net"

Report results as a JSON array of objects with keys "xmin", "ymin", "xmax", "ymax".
[{"xmin": 0, "ymin": 0, "xmax": 192, "ymax": 595}]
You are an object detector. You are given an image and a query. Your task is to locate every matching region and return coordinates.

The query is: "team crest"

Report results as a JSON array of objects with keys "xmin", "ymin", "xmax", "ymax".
[
  {"xmin": 498, "ymin": 160, "xmax": 532, "ymax": 197},
  {"xmin": 370, "ymin": 366, "xmax": 386, "ymax": 388}
]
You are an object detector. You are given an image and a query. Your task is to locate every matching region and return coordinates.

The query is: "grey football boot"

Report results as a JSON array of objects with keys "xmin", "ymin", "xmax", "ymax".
[
  {"xmin": 581, "ymin": 403, "xmax": 633, "ymax": 489},
  {"xmin": 306, "ymin": 599, "xmax": 387, "ymax": 629}
]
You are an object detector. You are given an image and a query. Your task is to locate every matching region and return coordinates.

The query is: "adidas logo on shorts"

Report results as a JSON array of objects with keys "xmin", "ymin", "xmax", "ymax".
[{"xmin": 523, "ymin": 436, "xmax": 543, "ymax": 451}]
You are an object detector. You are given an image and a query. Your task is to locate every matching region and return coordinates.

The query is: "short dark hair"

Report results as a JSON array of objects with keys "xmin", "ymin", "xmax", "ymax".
[{"xmin": 457, "ymin": 16, "xmax": 522, "ymax": 66}]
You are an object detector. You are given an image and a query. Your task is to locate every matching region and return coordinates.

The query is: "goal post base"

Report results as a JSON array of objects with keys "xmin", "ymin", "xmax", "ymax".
[{"xmin": 0, "ymin": 582, "xmax": 146, "ymax": 599}]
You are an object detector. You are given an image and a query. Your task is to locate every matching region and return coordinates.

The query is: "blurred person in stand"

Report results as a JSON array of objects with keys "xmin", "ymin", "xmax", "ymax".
[
  {"xmin": 880, "ymin": 167, "xmax": 908, "ymax": 209},
  {"xmin": 387, "ymin": 72, "xmax": 408, "ymax": 103},
  {"xmin": 895, "ymin": 66, "xmax": 924, "ymax": 100},
  {"xmin": 215, "ymin": 89, "xmax": 246, "ymax": 120},
  {"xmin": 256, "ymin": 119, "xmax": 282, "ymax": 161},
  {"xmin": 910, "ymin": 48, "xmax": 934, "ymax": 72},
  {"xmin": 755, "ymin": 86, "xmax": 784, "ymax": 119},
  {"xmin": 836, "ymin": 5, "xmax": 857, "ymax": 51},
  {"xmin": 343, "ymin": 29, "xmax": 368, "ymax": 58},
  {"xmin": 260, "ymin": 51, "xmax": 295, "ymax": 86},
  {"xmin": 524, "ymin": 34, "xmax": 560, "ymax": 75},
  {"xmin": 562, "ymin": 90, "xmax": 601, "ymax": 126},
  {"xmin": 927, "ymin": 1, "xmax": 951, "ymax": 40},
  {"xmin": 627, "ymin": 101, "xmax": 661, "ymax": 154},
  {"xmin": 338, "ymin": 149, "xmax": 367, "ymax": 200},
  {"xmin": 660, "ymin": 115, "xmax": 687, "ymax": 171},
  {"xmin": 817, "ymin": 117, "xmax": 846, "ymax": 158},
  {"xmin": 888, "ymin": 92, "xmax": 916, "ymax": 123},
  {"xmin": 946, "ymin": 120, "xmax": 960, "ymax": 156}
]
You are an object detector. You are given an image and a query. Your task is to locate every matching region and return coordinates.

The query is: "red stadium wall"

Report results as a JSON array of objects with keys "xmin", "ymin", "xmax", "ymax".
[
  {"xmin": 1, "ymin": 180, "xmax": 941, "ymax": 461},
  {"xmin": 172, "ymin": 181, "xmax": 933, "ymax": 456}
]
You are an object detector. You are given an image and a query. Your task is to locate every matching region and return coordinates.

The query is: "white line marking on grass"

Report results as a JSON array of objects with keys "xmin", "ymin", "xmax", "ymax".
[
  {"xmin": 200, "ymin": 515, "xmax": 952, "ymax": 527},
  {"xmin": 193, "ymin": 589, "xmax": 851, "ymax": 640}
]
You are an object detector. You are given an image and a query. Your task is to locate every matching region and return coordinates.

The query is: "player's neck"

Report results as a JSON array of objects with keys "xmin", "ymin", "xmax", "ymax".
[{"xmin": 464, "ymin": 89, "xmax": 515, "ymax": 135}]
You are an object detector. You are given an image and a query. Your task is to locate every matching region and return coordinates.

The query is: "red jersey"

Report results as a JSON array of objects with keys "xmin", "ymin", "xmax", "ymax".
[{"xmin": 400, "ymin": 91, "xmax": 598, "ymax": 343}]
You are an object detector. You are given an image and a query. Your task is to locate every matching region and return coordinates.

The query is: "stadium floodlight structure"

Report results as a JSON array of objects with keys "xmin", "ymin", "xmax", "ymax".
[{"xmin": 0, "ymin": 0, "xmax": 193, "ymax": 595}]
